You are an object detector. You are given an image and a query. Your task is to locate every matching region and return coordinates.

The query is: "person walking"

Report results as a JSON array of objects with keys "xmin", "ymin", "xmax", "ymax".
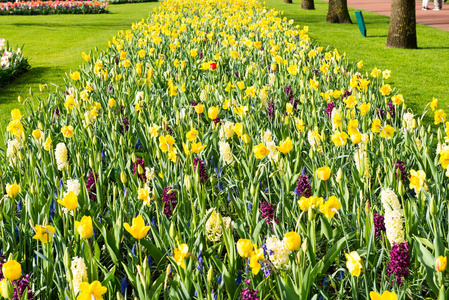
[
  {"xmin": 434, "ymin": 0, "xmax": 443, "ymax": 10},
  {"xmin": 422, "ymin": 0, "xmax": 430, "ymax": 9}
]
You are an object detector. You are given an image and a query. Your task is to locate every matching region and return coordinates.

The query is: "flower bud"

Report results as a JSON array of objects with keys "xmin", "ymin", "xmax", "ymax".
[
  {"xmin": 184, "ymin": 175, "xmax": 191, "ymax": 192},
  {"xmin": 92, "ymin": 136, "xmax": 97, "ymax": 146},
  {"xmin": 169, "ymin": 223, "xmax": 176, "ymax": 240},
  {"xmin": 0, "ymin": 279, "xmax": 14, "ymax": 299},
  {"xmin": 398, "ymin": 180, "xmax": 405, "ymax": 197},
  {"xmin": 120, "ymin": 136, "xmax": 124, "ymax": 146},
  {"xmin": 207, "ymin": 266, "xmax": 214, "ymax": 284},
  {"xmin": 121, "ymin": 171, "xmax": 127, "ymax": 184},
  {"xmin": 335, "ymin": 168, "xmax": 342, "ymax": 183},
  {"xmin": 89, "ymin": 156, "xmax": 94, "ymax": 169},
  {"xmin": 365, "ymin": 200, "xmax": 370, "ymax": 212},
  {"xmin": 430, "ymin": 195, "xmax": 437, "ymax": 217},
  {"xmin": 131, "ymin": 153, "xmax": 137, "ymax": 163},
  {"xmin": 301, "ymin": 237, "xmax": 308, "ymax": 253},
  {"xmin": 436, "ymin": 256, "xmax": 447, "ymax": 272},
  {"xmin": 138, "ymin": 164, "xmax": 144, "ymax": 175}
]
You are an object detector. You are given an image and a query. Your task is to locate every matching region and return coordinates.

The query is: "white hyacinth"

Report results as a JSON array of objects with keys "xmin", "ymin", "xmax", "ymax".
[
  {"xmin": 219, "ymin": 121, "xmax": 235, "ymax": 140},
  {"xmin": 218, "ymin": 141, "xmax": 233, "ymax": 165},
  {"xmin": 205, "ymin": 208, "xmax": 232, "ymax": 242},
  {"xmin": 7, "ymin": 139, "xmax": 21, "ymax": 163},
  {"xmin": 265, "ymin": 236, "xmax": 291, "ymax": 270},
  {"xmin": 71, "ymin": 256, "xmax": 88, "ymax": 295},
  {"xmin": 380, "ymin": 188, "xmax": 405, "ymax": 244},
  {"xmin": 67, "ymin": 179, "xmax": 81, "ymax": 196},
  {"xmin": 55, "ymin": 143, "xmax": 68, "ymax": 170}
]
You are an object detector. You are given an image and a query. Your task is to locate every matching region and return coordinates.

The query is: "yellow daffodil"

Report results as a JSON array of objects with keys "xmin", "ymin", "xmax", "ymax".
[
  {"xmin": 430, "ymin": 97, "xmax": 438, "ymax": 110},
  {"xmin": 276, "ymin": 137, "xmax": 293, "ymax": 154},
  {"xmin": 149, "ymin": 124, "xmax": 160, "ymax": 138},
  {"xmin": 32, "ymin": 224, "xmax": 56, "ymax": 244},
  {"xmin": 379, "ymin": 84, "xmax": 391, "ymax": 96},
  {"xmin": 43, "ymin": 137, "xmax": 52, "ymax": 151},
  {"xmin": 70, "ymin": 71, "xmax": 80, "ymax": 81},
  {"xmin": 283, "ymin": 232, "xmax": 301, "ymax": 251},
  {"xmin": 358, "ymin": 102, "xmax": 370, "ymax": 116},
  {"xmin": 61, "ymin": 125, "xmax": 74, "ymax": 138},
  {"xmin": 11, "ymin": 109, "xmax": 21, "ymax": 121},
  {"xmin": 138, "ymin": 185, "xmax": 151, "ymax": 206},
  {"xmin": 409, "ymin": 169, "xmax": 426, "ymax": 193},
  {"xmin": 371, "ymin": 119, "xmax": 381, "ymax": 133},
  {"xmin": 316, "ymin": 166, "xmax": 331, "ymax": 181},
  {"xmin": 391, "ymin": 94, "xmax": 404, "ymax": 105},
  {"xmin": 237, "ymin": 239, "xmax": 253, "ymax": 258},
  {"xmin": 319, "ymin": 196, "xmax": 341, "ymax": 219},
  {"xmin": 331, "ymin": 131, "xmax": 348, "ymax": 147},
  {"xmin": 174, "ymin": 243, "xmax": 189, "ymax": 269},
  {"xmin": 380, "ymin": 125, "xmax": 395, "ymax": 139},
  {"xmin": 159, "ymin": 135, "xmax": 175, "ymax": 153},
  {"xmin": 345, "ymin": 251, "xmax": 363, "ymax": 277},
  {"xmin": 249, "ymin": 245, "xmax": 265, "ymax": 275},
  {"xmin": 434, "ymin": 109, "xmax": 446, "ymax": 125},
  {"xmin": 77, "ymin": 281, "xmax": 107, "ymax": 300},
  {"xmin": 439, "ymin": 148, "xmax": 449, "ymax": 169},
  {"xmin": 253, "ymin": 143, "xmax": 269, "ymax": 159},
  {"xmin": 57, "ymin": 191, "xmax": 78, "ymax": 211},
  {"xmin": 75, "ymin": 216, "xmax": 94, "ymax": 239},
  {"xmin": 124, "ymin": 215, "xmax": 150, "ymax": 240}
]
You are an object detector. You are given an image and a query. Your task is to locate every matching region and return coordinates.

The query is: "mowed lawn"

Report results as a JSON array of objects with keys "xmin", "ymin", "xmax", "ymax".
[
  {"xmin": 264, "ymin": 0, "xmax": 449, "ymax": 123},
  {"xmin": 0, "ymin": 2, "xmax": 159, "ymax": 142}
]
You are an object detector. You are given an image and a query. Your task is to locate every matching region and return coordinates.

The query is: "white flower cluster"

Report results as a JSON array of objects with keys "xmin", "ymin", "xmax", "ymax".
[
  {"xmin": 55, "ymin": 142, "xmax": 68, "ymax": 170},
  {"xmin": 219, "ymin": 121, "xmax": 235, "ymax": 139},
  {"xmin": 67, "ymin": 179, "xmax": 81, "ymax": 196},
  {"xmin": 380, "ymin": 188, "xmax": 404, "ymax": 244},
  {"xmin": 265, "ymin": 236, "xmax": 291, "ymax": 270},
  {"xmin": 205, "ymin": 208, "xmax": 232, "ymax": 242},
  {"xmin": 6, "ymin": 139, "xmax": 21, "ymax": 164},
  {"xmin": 219, "ymin": 141, "xmax": 233, "ymax": 165},
  {"xmin": 307, "ymin": 130, "xmax": 323, "ymax": 153},
  {"xmin": 145, "ymin": 167, "xmax": 155, "ymax": 182},
  {"xmin": 403, "ymin": 112, "xmax": 416, "ymax": 132},
  {"xmin": 71, "ymin": 256, "xmax": 88, "ymax": 295}
]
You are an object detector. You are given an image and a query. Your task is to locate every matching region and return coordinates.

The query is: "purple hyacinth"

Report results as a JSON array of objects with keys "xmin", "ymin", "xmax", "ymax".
[
  {"xmin": 395, "ymin": 159, "xmax": 407, "ymax": 182},
  {"xmin": 132, "ymin": 158, "xmax": 146, "ymax": 182},
  {"xmin": 240, "ymin": 280, "xmax": 259, "ymax": 300},
  {"xmin": 267, "ymin": 101, "xmax": 275, "ymax": 119},
  {"xmin": 52, "ymin": 108, "xmax": 60, "ymax": 118},
  {"xmin": 311, "ymin": 69, "xmax": 319, "ymax": 76},
  {"xmin": 290, "ymin": 98, "xmax": 299, "ymax": 110},
  {"xmin": 86, "ymin": 171, "xmax": 98, "ymax": 201},
  {"xmin": 0, "ymin": 256, "xmax": 33, "ymax": 300},
  {"xmin": 386, "ymin": 242, "xmax": 410, "ymax": 285},
  {"xmin": 164, "ymin": 124, "xmax": 173, "ymax": 135},
  {"xmin": 296, "ymin": 174, "xmax": 312, "ymax": 198},
  {"xmin": 120, "ymin": 117, "xmax": 129, "ymax": 133},
  {"xmin": 343, "ymin": 89, "xmax": 351, "ymax": 99},
  {"xmin": 284, "ymin": 85, "xmax": 293, "ymax": 100},
  {"xmin": 193, "ymin": 157, "xmax": 208, "ymax": 183},
  {"xmin": 388, "ymin": 101, "xmax": 396, "ymax": 118},
  {"xmin": 377, "ymin": 108, "xmax": 386, "ymax": 120},
  {"xmin": 373, "ymin": 213, "xmax": 386, "ymax": 240},
  {"xmin": 162, "ymin": 187, "xmax": 177, "ymax": 218},
  {"xmin": 190, "ymin": 100, "xmax": 198, "ymax": 107},
  {"xmin": 326, "ymin": 102, "xmax": 336, "ymax": 117},
  {"xmin": 212, "ymin": 117, "xmax": 221, "ymax": 125},
  {"xmin": 260, "ymin": 201, "xmax": 278, "ymax": 224}
]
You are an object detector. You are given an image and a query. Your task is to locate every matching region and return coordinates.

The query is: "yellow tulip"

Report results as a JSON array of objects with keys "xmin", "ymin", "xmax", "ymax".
[
  {"xmin": 283, "ymin": 232, "xmax": 301, "ymax": 251},
  {"xmin": 316, "ymin": 166, "xmax": 331, "ymax": 181},
  {"xmin": 75, "ymin": 216, "xmax": 94, "ymax": 239},
  {"xmin": 350, "ymin": 132, "xmax": 362, "ymax": 144},
  {"xmin": 242, "ymin": 134, "xmax": 251, "ymax": 144},
  {"xmin": 276, "ymin": 137, "xmax": 293, "ymax": 154},
  {"xmin": 194, "ymin": 104, "xmax": 204, "ymax": 114},
  {"xmin": 57, "ymin": 191, "xmax": 78, "ymax": 211},
  {"xmin": 6, "ymin": 183, "xmax": 20, "ymax": 199},
  {"xmin": 436, "ymin": 256, "xmax": 447, "ymax": 272},
  {"xmin": 208, "ymin": 106, "xmax": 219, "ymax": 120},
  {"xmin": 237, "ymin": 239, "xmax": 253, "ymax": 258},
  {"xmin": 369, "ymin": 291, "xmax": 397, "ymax": 300},
  {"xmin": 32, "ymin": 224, "xmax": 56, "ymax": 244},
  {"xmin": 2, "ymin": 260, "xmax": 21, "ymax": 281},
  {"xmin": 345, "ymin": 251, "xmax": 363, "ymax": 277},
  {"xmin": 32, "ymin": 129, "xmax": 42, "ymax": 140},
  {"xmin": 124, "ymin": 215, "xmax": 150, "ymax": 240},
  {"xmin": 253, "ymin": 143, "xmax": 269, "ymax": 159},
  {"xmin": 0, "ymin": 278, "xmax": 14, "ymax": 299}
]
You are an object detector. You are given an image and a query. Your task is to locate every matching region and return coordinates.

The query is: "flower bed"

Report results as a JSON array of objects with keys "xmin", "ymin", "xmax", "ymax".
[
  {"xmin": 1, "ymin": 0, "xmax": 448, "ymax": 299},
  {"xmin": 107, "ymin": 0, "xmax": 157, "ymax": 4},
  {"xmin": 0, "ymin": 39, "xmax": 30, "ymax": 88},
  {"xmin": 0, "ymin": 1, "xmax": 109, "ymax": 15}
]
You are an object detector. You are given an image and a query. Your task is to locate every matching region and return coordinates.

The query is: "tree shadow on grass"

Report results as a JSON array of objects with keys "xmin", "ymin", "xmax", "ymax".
[{"xmin": 0, "ymin": 66, "xmax": 65, "ymax": 105}]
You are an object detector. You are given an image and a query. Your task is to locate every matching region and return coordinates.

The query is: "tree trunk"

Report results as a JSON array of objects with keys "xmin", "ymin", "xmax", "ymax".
[
  {"xmin": 284, "ymin": 0, "xmax": 293, "ymax": 3},
  {"xmin": 385, "ymin": 0, "xmax": 417, "ymax": 49},
  {"xmin": 302, "ymin": 0, "xmax": 315, "ymax": 10},
  {"xmin": 326, "ymin": 0, "xmax": 352, "ymax": 23}
]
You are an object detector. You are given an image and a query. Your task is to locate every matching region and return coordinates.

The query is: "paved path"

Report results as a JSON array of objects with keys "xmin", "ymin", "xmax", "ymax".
[{"xmin": 342, "ymin": 0, "xmax": 449, "ymax": 31}]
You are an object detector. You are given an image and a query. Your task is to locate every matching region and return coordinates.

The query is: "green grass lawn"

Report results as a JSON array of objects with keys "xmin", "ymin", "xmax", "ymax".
[
  {"xmin": 0, "ymin": 2, "xmax": 159, "ymax": 142},
  {"xmin": 264, "ymin": 0, "xmax": 448, "ymax": 123}
]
